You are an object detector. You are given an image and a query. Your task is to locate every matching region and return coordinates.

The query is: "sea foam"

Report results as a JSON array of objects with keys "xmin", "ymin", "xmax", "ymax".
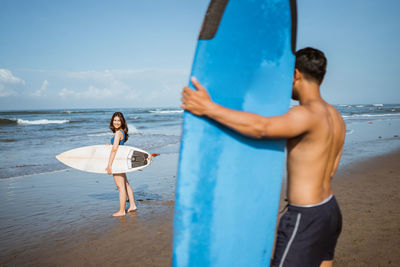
[{"xmin": 17, "ymin": 119, "xmax": 70, "ymax": 125}]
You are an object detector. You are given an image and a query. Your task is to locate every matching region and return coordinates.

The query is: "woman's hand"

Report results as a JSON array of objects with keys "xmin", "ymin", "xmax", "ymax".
[
  {"xmin": 106, "ymin": 165, "xmax": 112, "ymax": 175},
  {"xmin": 106, "ymin": 131, "xmax": 122, "ymax": 174}
]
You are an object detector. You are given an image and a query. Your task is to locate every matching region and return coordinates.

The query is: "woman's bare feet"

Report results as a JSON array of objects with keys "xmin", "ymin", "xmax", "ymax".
[
  {"xmin": 112, "ymin": 210, "xmax": 126, "ymax": 217},
  {"xmin": 127, "ymin": 206, "xmax": 138, "ymax": 213}
]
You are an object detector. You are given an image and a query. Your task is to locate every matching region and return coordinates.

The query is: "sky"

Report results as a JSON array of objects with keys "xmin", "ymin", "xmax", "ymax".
[{"xmin": 0, "ymin": 0, "xmax": 399, "ymax": 110}]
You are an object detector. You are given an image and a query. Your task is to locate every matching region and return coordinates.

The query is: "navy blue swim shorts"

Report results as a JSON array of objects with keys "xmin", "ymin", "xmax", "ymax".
[{"xmin": 271, "ymin": 195, "xmax": 342, "ymax": 267}]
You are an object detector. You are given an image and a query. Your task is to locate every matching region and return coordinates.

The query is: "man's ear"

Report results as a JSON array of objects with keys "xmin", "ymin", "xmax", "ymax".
[{"xmin": 293, "ymin": 68, "xmax": 302, "ymax": 82}]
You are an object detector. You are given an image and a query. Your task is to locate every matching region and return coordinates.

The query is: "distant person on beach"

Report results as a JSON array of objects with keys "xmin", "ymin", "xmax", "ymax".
[
  {"xmin": 106, "ymin": 112, "xmax": 138, "ymax": 217},
  {"xmin": 181, "ymin": 47, "xmax": 345, "ymax": 267}
]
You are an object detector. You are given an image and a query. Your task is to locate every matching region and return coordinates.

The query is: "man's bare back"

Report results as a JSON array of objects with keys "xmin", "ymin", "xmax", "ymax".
[{"xmin": 286, "ymin": 100, "xmax": 345, "ymax": 205}]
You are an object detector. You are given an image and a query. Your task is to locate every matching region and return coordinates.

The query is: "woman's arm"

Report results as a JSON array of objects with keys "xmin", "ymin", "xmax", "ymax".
[{"xmin": 106, "ymin": 130, "xmax": 123, "ymax": 174}]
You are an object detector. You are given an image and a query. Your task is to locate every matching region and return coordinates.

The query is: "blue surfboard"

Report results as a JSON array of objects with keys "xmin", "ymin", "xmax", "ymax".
[{"xmin": 173, "ymin": 1, "xmax": 297, "ymax": 266}]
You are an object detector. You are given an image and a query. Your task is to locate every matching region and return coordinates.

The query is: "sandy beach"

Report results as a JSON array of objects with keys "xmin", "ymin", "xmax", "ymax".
[
  {"xmin": 0, "ymin": 153, "xmax": 178, "ymax": 267},
  {"xmin": 0, "ymin": 113, "xmax": 399, "ymax": 267},
  {"xmin": 0, "ymin": 146, "xmax": 399, "ymax": 266},
  {"xmin": 333, "ymin": 149, "xmax": 400, "ymax": 266}
]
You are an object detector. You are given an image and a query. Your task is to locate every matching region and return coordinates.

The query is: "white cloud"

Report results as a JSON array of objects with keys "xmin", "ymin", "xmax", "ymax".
[
  {"xmin": 62, "ymin": 70, "xmax": 134, "ymax": 99},
  {"xmin": 78, "ymin": 85, "xmax": 114, "ymax": 98},
  {"xmin": 32, "ymin": 80, "xmax": 49, "ymax": 97},
  {"xmin": 0, "ymin": 69, "xmax": 25, "ymax": 97},
  {"xmin": 5, "ymin": 68, "xmax": 188, "ymax": 107},
  {"xmin": 0, "ymin": 69, "xmax": 25, "ymax": 85},
  {"xmin": 59, "ymin": 88, "xmax": 75, "ymax": 98},
  {"xmin": 59, "ymin": 86, "xmax": 114, "ymax": 99},
  {"xmin": 0, "ymin": 84, "xmax": 15, "ymax": 97}
]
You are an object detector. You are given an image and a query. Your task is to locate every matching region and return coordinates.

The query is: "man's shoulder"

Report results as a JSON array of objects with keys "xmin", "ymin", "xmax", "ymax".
[
  {"xmin": 292, "ymin": 100, "xmax": 325, "ymax": 116},
  {"xmin": 292, "ymin": 100, "xmax": 342, "ymax": 126},
  {"xmin": 288, "ymin": 105, "xmax": 312, "ymax": 116},
  {"xmin": 302, "ymin": 100, "xmax": 339, "ymax": 115},
  {"xmin": 286, "ymin": 104, "xmax": 321, "ymax": 129},
  {"xmin": 323, "ymin": 103, "xmax": 344, "ymax": 120},
  {"xmin": 305, "ymin": 101, "xmax": 345, "ymax": 126}
]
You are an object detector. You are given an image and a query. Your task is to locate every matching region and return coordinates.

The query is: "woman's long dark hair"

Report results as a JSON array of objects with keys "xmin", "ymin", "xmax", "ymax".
[{"xmin": 109, "ymin": 112, "xmax": 129, "ymax": 142}]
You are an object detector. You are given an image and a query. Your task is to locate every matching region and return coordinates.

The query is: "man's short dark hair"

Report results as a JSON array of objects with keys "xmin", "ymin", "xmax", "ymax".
[{"xmin": 295, "ymin": 47, "xmax": 327, "ymax": 85}]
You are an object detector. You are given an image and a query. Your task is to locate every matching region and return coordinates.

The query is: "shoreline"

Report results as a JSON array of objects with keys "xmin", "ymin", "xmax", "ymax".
[{"xmin": 1, "ymin": 149, "xmax": 400, "ymax": 266}]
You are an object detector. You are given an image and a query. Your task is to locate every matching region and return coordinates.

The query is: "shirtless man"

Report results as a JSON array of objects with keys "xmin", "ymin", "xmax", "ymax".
[{"xmin": 181, "ymin": 47, "xmax": 345, "ymax": 267}]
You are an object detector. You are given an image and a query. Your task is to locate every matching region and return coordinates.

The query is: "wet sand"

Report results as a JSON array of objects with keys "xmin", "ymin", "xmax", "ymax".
[
  {"xmin": 0, "ymin": 154, "xmax": 178, "ymax": 266},
  {"xmin": 1, "ymin": 149, "xmax": 400, "ymax": 266},
  {"xmin": 332, "ymin": 149, "xmax": 400, "ymax": 266}
]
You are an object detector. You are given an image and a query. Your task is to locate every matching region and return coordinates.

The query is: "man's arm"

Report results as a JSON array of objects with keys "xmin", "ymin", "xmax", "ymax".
[{"xmin": 181, "ymin": 77, "xmax": 315, "ymax": 139}]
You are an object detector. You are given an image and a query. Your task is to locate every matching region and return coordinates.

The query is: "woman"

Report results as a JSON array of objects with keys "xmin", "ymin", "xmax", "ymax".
[{"xmin": 106, "ymin": 112, "xmax": 138, "ymax": 216}]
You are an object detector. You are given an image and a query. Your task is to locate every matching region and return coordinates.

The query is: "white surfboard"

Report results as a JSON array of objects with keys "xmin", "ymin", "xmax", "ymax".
[{"xmin": 56, "ymin": 145, "xmax": 153, "ymax": 174}]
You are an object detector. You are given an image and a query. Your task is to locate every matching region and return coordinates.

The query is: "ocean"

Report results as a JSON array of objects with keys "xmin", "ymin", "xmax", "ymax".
[
  {"xmin": 0, "ymin": 104, "xmax": 399, "ymax": 179},
  {"xmin": 0, "ymin": 108, "xmax": 183, "ymax": 179}
]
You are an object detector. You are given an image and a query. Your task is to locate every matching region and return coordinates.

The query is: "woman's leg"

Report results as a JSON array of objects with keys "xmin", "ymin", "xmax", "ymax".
[
  {"xmin": 125, "ymin": 174, "xmax": 137, "ymax": 212},
  {"xmin": 113, "ymin": 173, "xmax": 127, "ymax": 216}
]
